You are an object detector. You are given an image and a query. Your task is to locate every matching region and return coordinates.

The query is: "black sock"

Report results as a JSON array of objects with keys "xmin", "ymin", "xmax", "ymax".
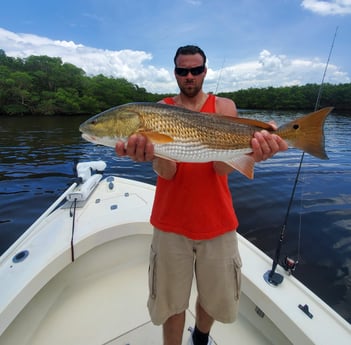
[{"xmin": 192, "ymin": 325, "xmax": 209, "ymax": 345}]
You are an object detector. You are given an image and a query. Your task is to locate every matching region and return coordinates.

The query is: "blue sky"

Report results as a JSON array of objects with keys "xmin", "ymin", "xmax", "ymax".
[{"xmin": 0, "ymin": 0, "xmax": 350, "ymax": 93}]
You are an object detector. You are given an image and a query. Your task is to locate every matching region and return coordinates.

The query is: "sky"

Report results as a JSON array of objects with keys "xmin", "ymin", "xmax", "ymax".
[{"xmin": 0, "ymin": 0, "xmax": 350, "ymax": 94}]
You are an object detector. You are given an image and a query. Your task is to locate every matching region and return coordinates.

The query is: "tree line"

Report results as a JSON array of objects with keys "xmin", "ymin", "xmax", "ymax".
[
  {"xmin": 0, "ymin": 50, "xmax": 350, "ymax": 116},
  {"xmin": 218, "ymin": 83, "xmax": 351, "ymax": 112}
]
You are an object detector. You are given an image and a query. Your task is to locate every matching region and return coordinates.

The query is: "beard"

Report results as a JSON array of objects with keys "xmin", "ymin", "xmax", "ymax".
[{"xmin": 178, "ymin": 80, "xmax": 203, "ymax": 98}]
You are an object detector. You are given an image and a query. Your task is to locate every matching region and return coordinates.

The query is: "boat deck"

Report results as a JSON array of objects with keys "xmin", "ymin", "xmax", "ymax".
[{"xmin": 1, "ymin": 234, "xmax": 278, "ymax": 345}]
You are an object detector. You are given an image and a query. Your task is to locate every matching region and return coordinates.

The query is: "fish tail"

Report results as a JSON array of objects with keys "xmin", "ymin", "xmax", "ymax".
[{"xmin": 277, "ymin": 107, "xmax": 333, "ymax": 160}]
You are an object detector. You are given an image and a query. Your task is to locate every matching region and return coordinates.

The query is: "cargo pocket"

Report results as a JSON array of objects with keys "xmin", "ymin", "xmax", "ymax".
[
  {"xmin": 148, "ymin": 247, "xmax": 157, "ymax": 299},
  {"xmin": 233, "ymin": 254, "xmax": 242, "ymax": 301}
]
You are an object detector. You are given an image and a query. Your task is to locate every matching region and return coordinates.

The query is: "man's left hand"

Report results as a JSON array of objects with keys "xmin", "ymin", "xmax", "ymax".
[{"xmin": 251, "ymin": 129, "xmax": 288, "ymax": 162}]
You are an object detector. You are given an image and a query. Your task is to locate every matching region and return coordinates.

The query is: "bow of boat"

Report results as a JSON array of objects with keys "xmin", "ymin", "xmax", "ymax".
[{"xmin": 0, "ymin": 162, "xmax": 350, "ymax": 344}]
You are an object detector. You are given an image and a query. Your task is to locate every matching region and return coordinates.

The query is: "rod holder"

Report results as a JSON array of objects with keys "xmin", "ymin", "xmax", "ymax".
[{"xmin": 264, "ymin": 270, "xmax": 284, "ymax": 286}]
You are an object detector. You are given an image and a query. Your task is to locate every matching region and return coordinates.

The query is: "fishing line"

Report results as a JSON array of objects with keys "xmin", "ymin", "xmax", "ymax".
[
  {"xmin": 266, "ymin": 26, "xmax": 338, "ymax": 285},
  {"xmin": 297, "ymin": 185, "xmax": 304, "ymax": 264},
  {"xmin": 214, "ymin": 58, "xmax": 226, "ymax": 94},
  {"xmin": 295, "ymin": 26, "xmax": 338, "ymax": 266},
  {"xmin": 314, "ymin": 26, "xmax": 339, "ymax": 112}
]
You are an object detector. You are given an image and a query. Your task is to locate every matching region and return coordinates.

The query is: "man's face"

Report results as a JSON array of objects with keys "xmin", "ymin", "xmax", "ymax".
[{"xmin": 174, "ymin": 53, "xmax": 207, "ymax": 97}]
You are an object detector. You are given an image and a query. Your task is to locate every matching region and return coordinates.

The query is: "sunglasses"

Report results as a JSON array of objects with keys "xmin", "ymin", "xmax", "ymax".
[{"xmin": 175, "ymin": 65, "xmax": 205, "ymax": 76}]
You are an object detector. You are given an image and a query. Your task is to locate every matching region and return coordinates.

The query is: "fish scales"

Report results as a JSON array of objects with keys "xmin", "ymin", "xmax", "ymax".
[{"xmin": 135, "ymin": 103, "xmax": 259, "ymax": 150}]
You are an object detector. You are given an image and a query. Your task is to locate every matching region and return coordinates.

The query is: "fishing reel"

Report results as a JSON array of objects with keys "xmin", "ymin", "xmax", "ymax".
[{"xmin": 282, "ymin": 256, "xmax": 298, "ymax": 275}]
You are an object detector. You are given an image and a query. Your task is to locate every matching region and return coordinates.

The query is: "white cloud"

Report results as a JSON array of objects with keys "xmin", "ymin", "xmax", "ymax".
[
  {"xmin": 301, "ymin": 0, "xmax": 351, "ymax": 15},
  {"xmin": 205, "ymin": 50, "xmax": 350, "ymax": 93},
  {"xmin": 0, "ymin": 28, "xmax": 175, "ymax": 93},
  {"xmin": 0, "ymin": 28, "xmax": 349, "ymax": 94}
]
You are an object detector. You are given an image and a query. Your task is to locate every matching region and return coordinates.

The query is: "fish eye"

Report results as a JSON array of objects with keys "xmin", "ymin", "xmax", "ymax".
[{"xmin": 293, "ymin": 124, "xmax": 299, "ymax": 130}]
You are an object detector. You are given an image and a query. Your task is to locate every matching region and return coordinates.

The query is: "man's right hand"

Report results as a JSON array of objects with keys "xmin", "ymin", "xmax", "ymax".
[{"xmin": 115, "ymin": 134, "xmax": 154, "ymax": 162}]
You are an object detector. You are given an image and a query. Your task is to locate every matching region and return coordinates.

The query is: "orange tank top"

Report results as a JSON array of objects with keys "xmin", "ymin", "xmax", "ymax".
[{"xmin": 150, "ymin": 94, "xmax": 239, "ymax": 240}]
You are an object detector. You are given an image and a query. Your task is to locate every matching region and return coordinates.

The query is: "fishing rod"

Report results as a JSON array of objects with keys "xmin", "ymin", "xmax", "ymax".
[{"xmin": 265, "ymin": 26, "xmax": 339, "ymax": 286}]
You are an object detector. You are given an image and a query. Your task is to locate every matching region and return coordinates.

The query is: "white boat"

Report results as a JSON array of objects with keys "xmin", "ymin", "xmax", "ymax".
[{"xmin": 0, "ymin": 161, "xmax": 350, "ymax": 345}]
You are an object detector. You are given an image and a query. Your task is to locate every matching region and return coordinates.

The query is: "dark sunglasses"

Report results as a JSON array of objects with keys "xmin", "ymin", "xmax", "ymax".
[{"xmin": 175, "ymin": 65, "xmax": 205, "ymax": 76}]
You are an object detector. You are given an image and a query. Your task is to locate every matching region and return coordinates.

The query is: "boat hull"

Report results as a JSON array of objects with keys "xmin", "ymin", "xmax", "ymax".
[{"xmin": 0, "ymin": 174, "xmax": 350, "ymax": 344}]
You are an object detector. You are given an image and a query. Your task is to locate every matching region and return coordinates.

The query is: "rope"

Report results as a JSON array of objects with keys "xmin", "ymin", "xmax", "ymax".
[{"xmin": 70, "ymin": 198, "xmax": 78, "ymax": 262}]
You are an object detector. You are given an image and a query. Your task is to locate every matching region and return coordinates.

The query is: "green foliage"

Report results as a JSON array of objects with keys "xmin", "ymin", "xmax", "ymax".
[
  {"xmin": 218, "ymin": 83, "xmax": 351, "ymax": 111},
  {"xmin": 0, "ymin": 50, "xmax": 350, "ymax": 116},
  {"xmin": 0, "ymin": 51, "xmax": 159, "ymax": 116}
]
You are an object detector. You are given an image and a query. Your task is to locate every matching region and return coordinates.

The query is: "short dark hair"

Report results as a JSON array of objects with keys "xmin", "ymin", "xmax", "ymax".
[{"xmin": 174, "ymin": 45, "xmax": 207, "ymax": 66}]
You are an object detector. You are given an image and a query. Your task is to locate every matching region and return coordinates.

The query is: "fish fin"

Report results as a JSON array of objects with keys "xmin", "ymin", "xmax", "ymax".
[
  {"xmin": 212, "ymin": 114, "xmax": 275, "ymax": 130},
  {"xmin": 232, "ymin": 117, "xmax": 275, "ymax": 130},
  {"xmin": 154, "ymin": 153, "xmax": 178, "ymax": 162},
  {"xmin": 139, "ymin": 131, "xmax": 174, "ymax": 144},
  {"xmin": 278, "ymin": 107, "xmax": 333, "ymax": 160},
  {"xmin": 226, "ymin": 155, "xmax": 256, "ymax": 179}
]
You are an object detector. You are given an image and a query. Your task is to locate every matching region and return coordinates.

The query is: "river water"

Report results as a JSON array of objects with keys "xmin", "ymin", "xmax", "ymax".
[{"xmin": 1, "ymin": 110, "xmax": 350, "ymax": 323}]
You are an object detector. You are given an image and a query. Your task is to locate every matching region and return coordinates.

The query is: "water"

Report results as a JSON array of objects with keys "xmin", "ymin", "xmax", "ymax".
[{"xmin": 1, "ymin": 111, "xmax": 350, "ymax": 323}]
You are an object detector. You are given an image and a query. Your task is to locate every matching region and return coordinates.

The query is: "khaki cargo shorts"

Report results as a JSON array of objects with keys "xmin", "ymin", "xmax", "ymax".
[{"xmin": 147, "ymin": 228, "xmax": 242, "ymax": 325}]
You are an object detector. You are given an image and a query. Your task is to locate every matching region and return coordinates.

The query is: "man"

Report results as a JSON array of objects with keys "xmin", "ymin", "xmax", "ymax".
[{"xmin": 116, "ymin": 45, "xmax": 288, "ymax": 345}]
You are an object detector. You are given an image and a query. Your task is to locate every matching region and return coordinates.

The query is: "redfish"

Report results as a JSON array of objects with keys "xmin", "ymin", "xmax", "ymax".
[{"xmin": 79, "ymin": 103, "xmax": 332, "ymax": 179}]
